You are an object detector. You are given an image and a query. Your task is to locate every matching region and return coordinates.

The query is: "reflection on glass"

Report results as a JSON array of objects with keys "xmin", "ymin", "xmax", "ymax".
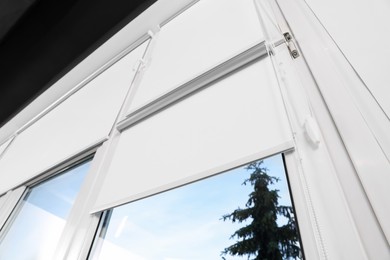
[
  {"xmin": 90, "ymin": 154, "xmax": 302, "ymax": 260},
  {"xmin": 0, "ymin": 160, "xmax": 91, "ymax": 260}
]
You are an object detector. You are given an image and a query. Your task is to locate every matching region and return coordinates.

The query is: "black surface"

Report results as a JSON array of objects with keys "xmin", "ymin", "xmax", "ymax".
[{"xmin": 0, "ymin": 0, "xmax": 156, "ymax": 127}]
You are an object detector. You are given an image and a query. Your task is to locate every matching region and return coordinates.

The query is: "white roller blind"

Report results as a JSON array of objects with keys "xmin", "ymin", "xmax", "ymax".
[
  {"xmin": 93, "ymin": 58, "xmax": 293, "ymax": 212},
  {"xmin": 127, "ymin": 0, "xmax": 264, "ymax": 113},
  {"xmin": 0, "ymin": 41, "xmax": 149, "ymax": 194}
]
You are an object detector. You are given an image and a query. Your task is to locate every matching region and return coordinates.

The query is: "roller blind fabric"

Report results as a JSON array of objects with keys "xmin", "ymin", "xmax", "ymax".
[
  {"xmin": 127, "ymin": 0, "xmax": 264, "ymax": 113},
  {"xmin": 0, "ymin": 41, "xmax": 148, "ymax": 194},
  {"xmin": 92, "ymin": 58, "xmax": 293, "ymax": 212}
]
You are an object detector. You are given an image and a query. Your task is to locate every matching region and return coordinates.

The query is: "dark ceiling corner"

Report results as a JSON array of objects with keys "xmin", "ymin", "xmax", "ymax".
[{"xmin": 0, "ymin": 0, "xmax": 157, "ymax": 128}]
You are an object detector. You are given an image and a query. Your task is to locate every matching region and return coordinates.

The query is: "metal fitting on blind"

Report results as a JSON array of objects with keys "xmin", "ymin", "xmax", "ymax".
[{"xmin": 283, "ymin": 32, "xmax": 299, "ymax": 59}]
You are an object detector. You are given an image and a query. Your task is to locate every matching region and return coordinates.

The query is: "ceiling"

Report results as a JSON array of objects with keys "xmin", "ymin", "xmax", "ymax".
[{"xmin": 0, "ymin": 0, "xmax": 156, "ymax": 128}]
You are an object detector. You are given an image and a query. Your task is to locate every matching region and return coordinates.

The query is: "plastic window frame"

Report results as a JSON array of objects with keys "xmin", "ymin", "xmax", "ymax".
[{"xmin": 254, "ymin": 0, "xmax": 390, "ymax": 258}]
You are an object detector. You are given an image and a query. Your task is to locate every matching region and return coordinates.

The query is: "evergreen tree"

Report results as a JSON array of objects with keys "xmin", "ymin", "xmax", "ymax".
[{"xmin": 221, "ymin": 160, "xmax": 301, "ymax": 260}]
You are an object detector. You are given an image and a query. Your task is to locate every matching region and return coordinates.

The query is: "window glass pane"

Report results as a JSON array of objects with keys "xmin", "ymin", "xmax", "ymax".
[
  {"xmin": 0, "ymin": 160, "xmax": 91, "ymax": 260},
  {"xmin": 90, "ymin": 154, "xmax": 303, "ymax": 260}
]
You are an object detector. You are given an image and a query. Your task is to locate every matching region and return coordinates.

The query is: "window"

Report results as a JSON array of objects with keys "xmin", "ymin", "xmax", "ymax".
[
  {"xmin": 89, "ymin": 154, "xmax": 303, "ymax": 259},
  {"xmin": 0, "ymin": 159, "xmax": 91, "ymax": 260}
]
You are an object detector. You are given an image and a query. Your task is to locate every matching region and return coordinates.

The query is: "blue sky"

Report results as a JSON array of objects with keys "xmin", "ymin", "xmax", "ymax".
[
  {"xmin": 27, "ymin": 160, "xmax": 91, "ymax": 218},
  {"xmin": 0, "ymin": 160, "xmax": 90, "ymax": 259}
]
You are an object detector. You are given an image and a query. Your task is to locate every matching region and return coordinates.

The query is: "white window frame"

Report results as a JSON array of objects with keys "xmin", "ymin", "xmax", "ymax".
[{"xmin": 257, "ymin": 0, "xmax": 390, "ymax": 259}]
